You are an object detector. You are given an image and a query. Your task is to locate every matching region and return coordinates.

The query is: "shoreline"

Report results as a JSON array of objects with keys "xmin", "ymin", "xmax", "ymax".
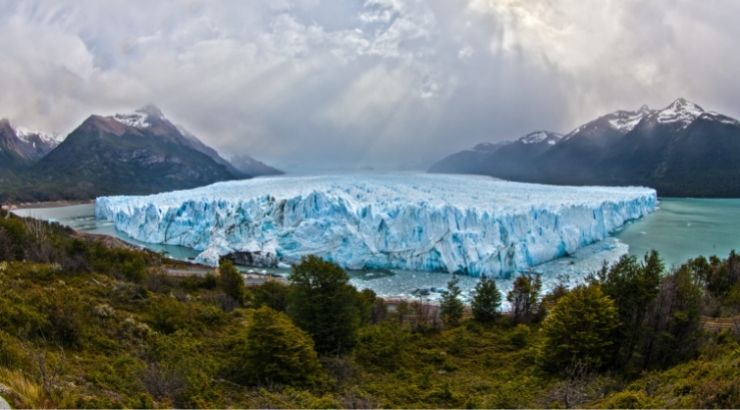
[{"xmin": 2, "ymin": 199, "xmax": 95, "ymax": 211}]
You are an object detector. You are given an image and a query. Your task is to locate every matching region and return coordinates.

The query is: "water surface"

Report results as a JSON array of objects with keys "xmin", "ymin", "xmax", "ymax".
[{"xmin": 614, "ymin": 198, "xmax": 740, "ymax": 268}]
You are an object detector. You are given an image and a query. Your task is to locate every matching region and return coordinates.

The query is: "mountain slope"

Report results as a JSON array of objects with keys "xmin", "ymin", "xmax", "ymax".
[
  {"xmin": 429, "ymin": 131, "xmax": 562, "ymax": 179},
  {"xmin": 14, "ymin": 106, "xmax": 250, "ymax": 200},
  {"xmin": 229, "ymin": 154, "xmax": 283, "ymax": 177},
  {"xmin": 430, "ymin": 99, "xmax": 740, "ymax": 197},
  {"xmin": 0, "ymin": 119, "xmax": 59, "ymax": 169}
]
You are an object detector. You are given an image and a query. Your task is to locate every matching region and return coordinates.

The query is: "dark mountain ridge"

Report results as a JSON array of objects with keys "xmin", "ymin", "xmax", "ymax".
[
  {"xmin": 1, "ymin": 106, "xmax": 282, "ymax": 202},
  {"xmin": 430, "ymin": 98, "xmax": 740, "ymax": 197}
]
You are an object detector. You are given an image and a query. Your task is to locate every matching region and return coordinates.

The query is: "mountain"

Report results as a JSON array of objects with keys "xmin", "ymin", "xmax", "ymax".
[
  {"xmin": 429, "ymin": 131, "xmax": 562, "ymax": 179},
  {"xmin": 0, "ymin": 118, "xmax": 59, "ymax": 169},
  {"xmin": 229, "ymin": 154, "xmax": 283, "ymax": 176},
  {"xmin": 429, "ymin": 99, "xmax": 740, "ymax": 197},
  {"xmin": 12, "ymin": 106, "xmax": 278, "ymax": 201}
]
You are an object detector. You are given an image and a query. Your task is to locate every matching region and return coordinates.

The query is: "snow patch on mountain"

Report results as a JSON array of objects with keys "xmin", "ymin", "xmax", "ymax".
[
  {"xmin": 606, "ymin": 107, "xmax": 653, "ymax": 133},
  {"xmin": 656, "ymin": 98, "xmax": 704, "ymax": 127},
  {"xmin": 15, "ymin": 126, "xmax": 61, "ymax": 145},
  {"xmin": 519, "ymin": 131, "xmax": 562, "ymax": 145},
  {"xmin": 703, "ymin": 111, "xmax": 740, "ymax": 126},
  {"xmin": 96, "ymin": 173, "xmax": 657, "ymax": 277},
  {"xmin": 112, "ymin": 105, "xmax": 167, "ymax": 129},
  {"xmin": 113, "ymin": 112, "xmax": 151, "ymax": 128}
]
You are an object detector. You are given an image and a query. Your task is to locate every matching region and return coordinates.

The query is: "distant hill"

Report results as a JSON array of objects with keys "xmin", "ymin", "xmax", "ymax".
[
  {"xmin": 430, "ymin": 131, "xmax": 562, "ymax": 181},
  {"xmin": 0, "ymin": 106, "xmax": 282, "ymax": 202},
  {"xmin": 430, "ymin": 98, "xmax": 740, "ymax": 197},
  {"xmin": 229, "ymin": 154, "xmax": 283, "ymax": 177}
]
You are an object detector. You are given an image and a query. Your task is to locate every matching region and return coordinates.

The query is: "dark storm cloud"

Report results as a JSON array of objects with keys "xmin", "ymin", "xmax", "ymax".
[{"xmin": 0, "ymin": 0, "xmax": 739, "ymax": 170}]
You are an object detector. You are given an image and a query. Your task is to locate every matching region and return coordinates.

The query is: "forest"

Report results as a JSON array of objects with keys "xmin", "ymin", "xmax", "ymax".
[{"xmin": 0, "ymin": 210, "xmax": 738, "ymax": 408}]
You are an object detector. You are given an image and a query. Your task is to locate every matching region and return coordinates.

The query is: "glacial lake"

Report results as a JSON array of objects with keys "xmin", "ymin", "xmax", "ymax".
[
  {"xmin": 614, "ymin": 197, "xmax": 740, "ymax": 268},
  {"xmin": 12, "ymin": 197, "xmax": 740, "ymax": 301}
]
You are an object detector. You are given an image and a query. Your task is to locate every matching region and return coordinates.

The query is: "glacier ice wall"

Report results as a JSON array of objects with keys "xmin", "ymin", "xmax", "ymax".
[{"xmin": 95, "ymin": 173, "xmax": 657, "ymax": 277}]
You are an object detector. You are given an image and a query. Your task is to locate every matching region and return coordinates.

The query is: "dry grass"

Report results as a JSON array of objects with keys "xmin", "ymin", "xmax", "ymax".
[{"xmin": 0, "ymin": 368, "xmax": 46, "ymax": 408}]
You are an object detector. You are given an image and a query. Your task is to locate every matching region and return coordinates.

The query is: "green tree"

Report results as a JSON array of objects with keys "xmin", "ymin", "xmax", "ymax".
[
  {"xmin": 471, "ymin": 275, "xmax": 502, "ymax": 323},
  {"xmin": 252, "ymin": 280, "xmax": 290, "ymax": 311},
  {"xmin": 440, "ymin": 275, "xmax": 464, "ymax": 327},
  {"xmin": 539, "ymin": 282, "xmax": 570, "ymax": 316},
  {"xmin": 231, "ymin": 306, "xmax": 324, "ymax": 387},
  {"xmin": 689, "ymin": 251, "xmax": 740, "ymax": 311},
  {"xmin": 538, "ymin": 285, "xmax": 619, "ymax": 373},
  {"xmin": 598, "ymin": 251, "xmax": 662, "ymax": 368},
  {"xmin": 640, "ymin": 266, "xmax": 703, "ymax": 369},
  {"xmin": 287, "ymin": 256, "xmax": 362, "ymax": 354},
  {"xmin": 218, "ymin": 259, "xmax": 246, "ymax": 304},
  {"xmin": 507, "ymin": 273, "xmax": 542, "ymax": 323}
]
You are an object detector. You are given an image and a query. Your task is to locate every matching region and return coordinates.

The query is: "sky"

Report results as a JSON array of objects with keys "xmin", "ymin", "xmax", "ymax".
[{"xmin": 1, "ymin": 0, "xmax": 739, "ymax": 171}]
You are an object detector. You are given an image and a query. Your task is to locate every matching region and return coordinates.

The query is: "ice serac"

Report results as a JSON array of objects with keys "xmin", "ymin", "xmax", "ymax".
[{"xmin": 95, "ymin": 173, "xmax": 657, "ymax": 276}]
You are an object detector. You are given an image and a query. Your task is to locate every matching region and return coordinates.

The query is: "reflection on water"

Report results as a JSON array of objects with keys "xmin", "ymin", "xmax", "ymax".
[{"xmin": 15, "ymin": 197, "xmax": 738, "ymax": 301}]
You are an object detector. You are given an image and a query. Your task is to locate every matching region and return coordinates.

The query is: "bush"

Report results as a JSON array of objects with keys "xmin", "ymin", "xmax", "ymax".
[
  {"xmin": 507, "ymin": 273, "xmax": 542, "ymax": 324},
  {"xmin": 146, "ymin": 297, "xmax": 198, "ymax": 334},
  {"xmin": 0, "ymin": 330, "xmax": 27, "ymax": 368},
  {"xmin": 43, "ymin": 294, "xmax": 87, "ymax": 347},
  {"xmin": 598, "ymin": 390, "xmax": 655, "ymax": 409},
  {"xmin": 0, "ymin": 294, "xmax": 47, "ymax": 339},
  {"xmin": 508, "ymin": 324, "xmax": 531, "ymax": 348},
  {"xmin": 538, "ymin": 285, "xmax": 619, "ymax": 373},
  {"xmin": 231, "ymin": 306, "xmax": 324, "ymax": 387},
  {"xmin": 252, "ymin": 280, "xmax": 290, "ymax": 311},
  {"xmin": 354, "ymin": 323, "xmax": 411, "ymax": 370},
  {"xmin": 143, "ymin": 330, "xmax": 216, "ymax": 407},
  {"xmin": 218, "ymin": 259, "xmax": 246, "ymax": 305}
]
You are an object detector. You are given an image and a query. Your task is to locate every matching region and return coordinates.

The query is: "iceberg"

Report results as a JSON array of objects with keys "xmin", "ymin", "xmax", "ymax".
[{"xmin": 95, "ymin": 173, "xmax": 657, "ymax": 277}]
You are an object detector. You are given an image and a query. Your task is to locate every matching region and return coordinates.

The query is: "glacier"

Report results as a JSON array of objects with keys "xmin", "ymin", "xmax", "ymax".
[{"xmin": 95, "ymin": 173, "xmax": 657, "ymax": 277}]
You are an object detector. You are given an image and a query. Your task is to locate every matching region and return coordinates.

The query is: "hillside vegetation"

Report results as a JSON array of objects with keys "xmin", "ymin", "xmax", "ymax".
[{"xmin": 0, "ymin": 211, "xmax": 738, "ymax": 408}]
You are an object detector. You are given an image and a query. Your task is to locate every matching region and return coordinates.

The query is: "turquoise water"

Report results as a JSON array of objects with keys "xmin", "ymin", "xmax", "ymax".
[{"xmin": 614, "ymin": 198, "xmax": 740, "ymax": 268}]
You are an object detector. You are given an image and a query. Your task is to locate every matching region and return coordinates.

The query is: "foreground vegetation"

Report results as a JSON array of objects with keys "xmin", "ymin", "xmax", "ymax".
[{"xmin": 0, "ymin": 210, "xmax": 738, "ymax": 408}]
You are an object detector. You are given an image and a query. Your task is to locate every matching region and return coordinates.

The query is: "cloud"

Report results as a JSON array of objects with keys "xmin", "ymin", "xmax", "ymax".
[{"xmin": 0, "ymin": 0, "xmax": 738, "ymax": 170}]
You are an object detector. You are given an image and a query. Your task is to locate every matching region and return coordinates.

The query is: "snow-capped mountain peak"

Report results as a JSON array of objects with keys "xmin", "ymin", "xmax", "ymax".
[
  {"xmin": 0, "ymin": 118, "xmax": 60, "ymax": 161},
  {"xmin": 519, "ymin": 131, "xmax": 562, "ymax": 145},
  {"xmin": 113, "ymin": 111, "xmax": 150, "ymax": 128},
  {"xmin": 606, "ymin": 108, "xmax": 653, "ymax": 133},
  {"xmin": 656, "ymin": 98, "xmax": 704, "ymax": 127},
  {"xmin": 112, "ymin": 105, "xmax": 166, "ymax": 129},
  {"xmin": 15, "ymin": 126, "xmax": 60, "ymax": 145},
  {"xmin": 563, "ymin": 105, "xmax": 655, "ymax": 140}
]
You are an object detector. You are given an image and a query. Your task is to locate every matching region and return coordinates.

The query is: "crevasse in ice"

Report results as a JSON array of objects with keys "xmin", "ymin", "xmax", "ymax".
[{"xmin": 95, "ymin": 173, "xmax": 657, "ymax": 276}]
